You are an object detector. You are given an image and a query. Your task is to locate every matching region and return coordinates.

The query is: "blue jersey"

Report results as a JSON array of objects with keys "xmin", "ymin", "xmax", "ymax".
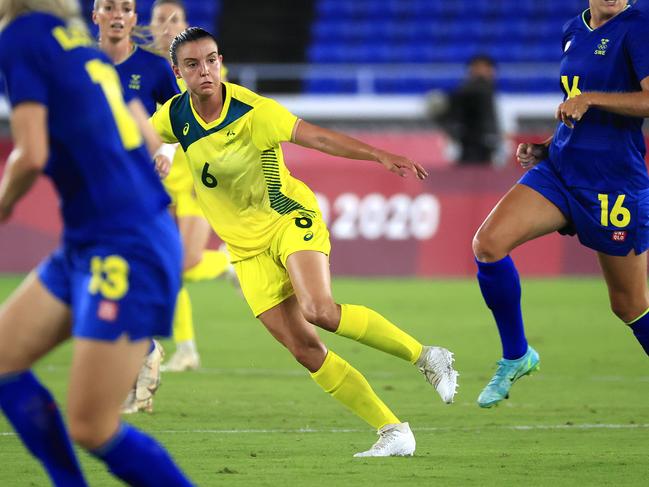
[
  {"xmin": 0, "ymin": 13, "xmax": 170, "ymax": 244},
  {"xmin": 633, "ymin": 0, "xmax": 649, "ymax": 13},
  {"xmin": 550, "ymin": 5, "xmax": 649, "ymax": 192},
  {"xmin": 116, "ymin": 45, "xmax": 179, "ymax": 116}
]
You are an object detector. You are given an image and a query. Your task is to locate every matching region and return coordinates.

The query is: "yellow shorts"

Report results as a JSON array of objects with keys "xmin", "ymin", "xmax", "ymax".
[{"xmin": 233, "ymin": 214, "xmax": 331, "ymax": 317}]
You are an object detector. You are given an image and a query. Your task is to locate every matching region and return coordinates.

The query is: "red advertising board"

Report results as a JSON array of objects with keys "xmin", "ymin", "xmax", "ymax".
[
  {"xmin": 0, "ymin": 134, "xmax": 602, "ymax": 276},
  {"xmin": 284, "ymin": 141, "xmax": 599, "ymax": 277}
]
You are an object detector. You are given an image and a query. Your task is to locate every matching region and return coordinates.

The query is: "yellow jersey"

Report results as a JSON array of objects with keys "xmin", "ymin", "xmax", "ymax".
[{"xmin": 150, "ymin": 82, "xmax": 320, "ymax": 261}]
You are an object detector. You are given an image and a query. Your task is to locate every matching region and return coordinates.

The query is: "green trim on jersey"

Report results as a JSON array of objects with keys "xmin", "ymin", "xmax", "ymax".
[
  {"xmin": 581, "ymin": 9, "xmax": 593, "ymax": 31},
  {"xmin": 261, "ymin": 148, "xmax": 312, "ymax": 216},
  {"xmin": 170, "ymin": 91, "xmax": 253, "ymax": 152},
  {"xmin": 581, "ymin": 5, "xmax": 631, "ymax": 32},
  {"xmin": 151, "ymin": 81, "xmax": 317, "ymax": 261}
]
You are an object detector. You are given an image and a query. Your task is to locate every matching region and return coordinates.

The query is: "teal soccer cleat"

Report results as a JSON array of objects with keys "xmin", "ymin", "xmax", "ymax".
[{"xmin": 477, "ymin": 346, "xmax": 540, "ymax": 408}]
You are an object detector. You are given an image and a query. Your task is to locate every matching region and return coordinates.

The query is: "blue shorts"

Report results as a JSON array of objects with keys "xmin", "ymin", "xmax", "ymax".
[
  {"xmin": 38, "ymin": 212, "xmax": 182, "ymax": 341},
  {"xmin": 519, "ymin": 161, "xmax": 649, "ymax": 256}
]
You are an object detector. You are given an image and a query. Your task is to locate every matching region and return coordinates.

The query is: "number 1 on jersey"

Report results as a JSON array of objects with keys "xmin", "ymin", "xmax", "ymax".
[
  {"xmin": 85, "ymin": 59, "xmax": 142, "ymax": 150},
  {"xmin": 561, "ymin": 75, "xmax": 582, "ymax": 99}
]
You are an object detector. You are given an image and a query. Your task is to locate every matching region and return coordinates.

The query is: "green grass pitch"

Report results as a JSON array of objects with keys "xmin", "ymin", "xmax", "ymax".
[{"xmin": 0, "ymin": 275, "xmax": 647, "ymax": 486}]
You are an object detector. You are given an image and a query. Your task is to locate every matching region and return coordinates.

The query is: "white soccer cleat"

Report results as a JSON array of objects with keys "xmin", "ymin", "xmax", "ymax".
[
  {"xmin": 120, "ymin": 389, "xmax": 139, "ymax": 414},
  {"xmin": 353, "ymin": 422, "xmax": 416, "ymax": 458},
  {"xmin": 121, "ymin": 340, "xmax": 164, "ymax": 414},
  {"xmin": 161, "ymin": 348, "xmax": 200, "ymax": 372},
  {"xmin": 416, "ymin": 345, "xmax": 459, "ymax": 404}
]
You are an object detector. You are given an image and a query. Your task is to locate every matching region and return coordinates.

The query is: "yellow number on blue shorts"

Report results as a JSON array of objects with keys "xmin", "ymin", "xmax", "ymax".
[
  {"xmin": 598, "ymin": 194, "xmax": 631, "ymax": 228},
  {"xmin": 88, "ymin": 255, "xmax": 130, "ymax": 300}
]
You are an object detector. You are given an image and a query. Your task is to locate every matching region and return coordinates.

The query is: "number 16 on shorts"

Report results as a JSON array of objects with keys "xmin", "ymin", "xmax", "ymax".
[{"xmin": 598, "ymin": 193, "xmax": 630, "ymax": 228}]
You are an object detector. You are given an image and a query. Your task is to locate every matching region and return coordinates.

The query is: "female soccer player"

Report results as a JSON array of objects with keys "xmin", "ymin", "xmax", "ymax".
[
  {"xmin": 151, "ymin": 27, "xmax": 459, "ymax": 457},
  {"xmin": 473, "ymin": 0, "xmax": 649, "ymax": 408},
  {"xmin": 93, "ymin": 0, "xmax": 178, "ymax": 413},
  {"xmin": 93, "ymin": 0, "xmax": 230, "ymax": 381},
  {"xmin": 0, "ymin": 1, "xmax": 192, "ymax": 485},
  {"xmin": 150, "ymin": 0, "xmax": 234, "ymax": 372}
]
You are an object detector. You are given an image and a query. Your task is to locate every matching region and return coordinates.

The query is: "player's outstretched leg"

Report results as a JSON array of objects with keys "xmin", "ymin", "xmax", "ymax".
[
  {"xmin": 475, "ymin": 255, "xmax": 538, "ymax": 407},
  {"xmin": 336, "ymin": 304, "xmax": 458, "ymax": 403},
  {"xmin": 472, "ymin": 184, "xmax": 568, "ymax": 407},
  {"xmin": 477, "ymin": 346, "xmax": 540, "ymax": 408},
  {"xmin": 259, "ymin": 298, "xmax": 415, "ymax": 457},
  {"xmin": 286, "ymin": 251, "xmax": 458, "ymax": 404}
]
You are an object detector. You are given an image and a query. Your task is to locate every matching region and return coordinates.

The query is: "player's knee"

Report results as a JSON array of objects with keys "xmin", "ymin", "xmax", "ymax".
[
  {"xmin": 0, "ymin": 347, "xmax": 35, "ymax": 375},
  {"xmin": 289, "ymin": 340, "xmax": 327, "ymax": 372},
  {"xmin": 472, "ymin": 229, "xmax": 506, "ymax": 262},
  {"xmin": 299, "ymin": 299, "xmax": 338, "ymax": 330},
  {"xmin": 68, "ymin": 414, "xmax": 113, "ymax": 450},
  {"xmin": 611, "ymin": 301, "xmax": 646, "ymax": 323},
  {"xmin": 610, "ymin": 297, "xmax": 648, "ymax": 324}
]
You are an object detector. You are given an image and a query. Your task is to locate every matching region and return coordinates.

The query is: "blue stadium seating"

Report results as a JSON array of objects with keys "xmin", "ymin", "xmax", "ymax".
[
  {"xmin": 134, "ymin": 0, "xmax": 221, "ymax": 35},
  {"xmin": 308, "ymin": 0, "xmax": 587, "ymax": 94},
  {"xmin": 80, "ymin": 0, "xmax": 221, "ymax": 40}
]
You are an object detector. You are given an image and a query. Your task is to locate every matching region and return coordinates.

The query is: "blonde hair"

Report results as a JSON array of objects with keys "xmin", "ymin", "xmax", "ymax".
[{"xmin": 0, "ymin": 0, "xmax": 86, "ymax": 31}]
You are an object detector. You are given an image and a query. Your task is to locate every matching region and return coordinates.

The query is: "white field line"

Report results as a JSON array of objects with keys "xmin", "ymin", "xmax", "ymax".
[
  {"xmin": 3, "ymin": 423, "xmax": 648, "ymax": 438},
  {"xmin": 38, "ymin": 364, "xmax": 649, "ymax": 381}
]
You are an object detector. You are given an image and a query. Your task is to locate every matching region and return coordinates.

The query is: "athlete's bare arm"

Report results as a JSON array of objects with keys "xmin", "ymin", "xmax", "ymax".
[
  {"xmin": 128, "ymin": 99, "xmax": 162, "ymax": 157},
  {"xmin": 557, "ymin": 75, "xmax": 649, "ymax": 128},
  {"xmin": 128, "ymin": 99, "xmax": 168, "ymax": 177},
  {"xmin": 0, "ymin": 102, "xmax": 48, "ymax": 222},
  {"xmin": 292, "ymin": 119, "xmax": 428, "ymax": 180}
]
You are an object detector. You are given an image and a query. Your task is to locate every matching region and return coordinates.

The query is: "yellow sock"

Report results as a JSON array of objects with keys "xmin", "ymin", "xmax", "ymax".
[
  {"xmin": 172, "ymin": 286, "xmax": 195, "ymax": 343},
  {"xmin": 183, "ymin": 250, "xmax": 230, "ymax": 282},
  {"xmin": 336, "ymin": 304, "xmax": 423, "ymax": 364},
  {"xmin": 311, "ymin": 350, "xmax": 399, "ymax": 429}
]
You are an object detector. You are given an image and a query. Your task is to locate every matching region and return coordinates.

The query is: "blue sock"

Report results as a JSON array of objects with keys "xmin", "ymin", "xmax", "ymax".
[
  {"xmin": 148, "ymin": 340, "xmax": 155, "ymax": 354},
  {"xmin": 91, "ymin": 423, "xmax": 193, "ymax": 487},
  {"xmin": 628, "ymin": 309, "xmax": 649, "ymax": 355},
  {"xmin": 476, "ymin": 256, "xmax": 528, "ymax": 360},
  {"xmin": 0, "ymin": 371, "xmax": 87, "ymax": 487}
]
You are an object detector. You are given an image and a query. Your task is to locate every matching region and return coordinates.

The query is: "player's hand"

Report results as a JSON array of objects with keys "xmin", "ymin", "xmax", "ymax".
[
  {"xmin": 516, "ymin": 143, "xmax": 547, "ymax": 169},
  {"xmin": 378, "ymin": 152, "xmax": 428, "ymax": 180},
  {"xmin": 154, "ymin": 154, "xmax": 172, "ymax": 179},
  {"xmin": 556, "ymin": 94, "xmax": 590, "ymax": 129}
]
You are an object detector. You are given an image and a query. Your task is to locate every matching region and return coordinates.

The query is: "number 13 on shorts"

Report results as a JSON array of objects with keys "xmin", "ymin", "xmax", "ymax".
[
  {"xmin": 88, "ymin": 255, "xmax": 130, "ymax": 300},
  {"xmin": 598, "ymin": 193, "xmax": 631, "ymax": 228}
]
